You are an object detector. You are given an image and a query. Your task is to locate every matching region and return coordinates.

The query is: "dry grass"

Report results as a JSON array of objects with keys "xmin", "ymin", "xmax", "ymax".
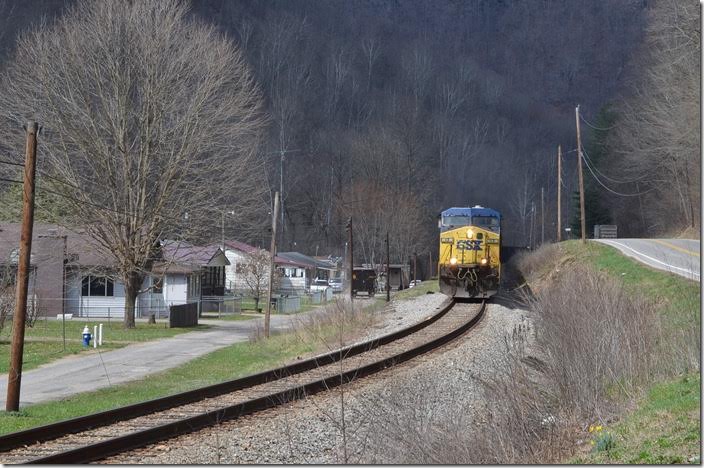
[{"xmin": 357, "ymin": 264, "xmax": 666, "ymax": 464}]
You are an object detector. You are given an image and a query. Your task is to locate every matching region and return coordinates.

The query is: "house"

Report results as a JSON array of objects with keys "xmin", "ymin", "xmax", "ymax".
[
  {"xmin": 155, "ymin": 241, "xmax": 230, "ymax": 313},
  {"xmin": 0, "ymin": 224, "xmax": 68, "ymax": 318},
  {"xmin": 222, "ymin": 240, "xmax": 268, "ymax": 294},
  {"xmin": 0, "ymin": 223, "xmax": 231, "ymax": 318},
  {"xmin": 275, "ymin": 252, "xmax": 317, "ymax": 294}
]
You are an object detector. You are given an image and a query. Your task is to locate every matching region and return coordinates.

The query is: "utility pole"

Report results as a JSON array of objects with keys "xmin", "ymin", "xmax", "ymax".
[
  {"xmin": 276, "ymin": 148, "xmax": 300, "ymax": 249},
  {"xmin": 428, "ymin": 251, "xmax": 432, "ymax": 279},
  {"xmin": 413, "ymin": 252, "xmax": 417, "ymax": 283},
  {"xmin": 529, "ymin": 201, "xmax": 535, "ymax": 249},
  {"xmin": 7, "ymin": 122, "xmax": 39, "ymax": 412},
  {"xmin": 347, "ymin": 217, "xmax": 353, "ymax": 302},
  {"xmin": 575, "ymin": 105, "xmax": 586, "ymax": 243},
  {"xmin": 540, "ymin": 186, "xmax": 544, "ymax": 245},
  {"xmin": 557, "ymin": 145, "xmax": 562, "ymax": 242},
  {"xmin": 264, "ymin": 192, "xmax": 280, "ymax": 339},
  {"xmin": 385, "ymin": 232, "xmax": 390, "ymax": 302}
]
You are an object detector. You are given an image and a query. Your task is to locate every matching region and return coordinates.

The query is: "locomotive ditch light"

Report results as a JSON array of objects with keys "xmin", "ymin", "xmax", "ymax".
[
  {"xmin": 466, "ymin": 229, "xmax": 474, "ymax": 238},
  {"xmin": 450, "ymin": 257, "xmax": 458, "ymax": 265},
  {"xmin": 480, "ymin": 258, "xmax": 488, "ymax": 265}
]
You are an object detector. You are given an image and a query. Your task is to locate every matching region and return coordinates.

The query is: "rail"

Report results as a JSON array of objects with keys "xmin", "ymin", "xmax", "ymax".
[{"xmin": 0, "ymin": 299, "xmax": 485, "ymax": 464}]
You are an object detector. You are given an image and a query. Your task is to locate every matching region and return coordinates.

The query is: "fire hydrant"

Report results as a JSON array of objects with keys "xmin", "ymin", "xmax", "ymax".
[{"xmin": 82, "ymin": 325, "xmax": 92, "ymax": 347}]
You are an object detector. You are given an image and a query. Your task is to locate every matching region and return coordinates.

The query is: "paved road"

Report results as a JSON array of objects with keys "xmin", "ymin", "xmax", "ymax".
[
  {"xmin": 593, "ymin": 238, "xmax": 700, "ymax": 281},
  {"xmin": 0, "ymin": 312, "xmax": 313, "ymax": 407}
]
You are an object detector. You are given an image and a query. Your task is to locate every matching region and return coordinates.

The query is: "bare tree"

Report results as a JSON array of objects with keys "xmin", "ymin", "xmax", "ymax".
[
  {"xmin": 0, "ymin": 0, "xmax": 267, "ymax": 327},
  {"xmin": 242, "ymin": 248, "xmax": 275, "ymax": 312}
]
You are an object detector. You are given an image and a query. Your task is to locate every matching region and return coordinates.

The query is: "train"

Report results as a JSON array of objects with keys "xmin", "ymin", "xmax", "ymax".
[{"xmin": 438, "ymin": 206, "xmax": 501, "ymax": 298}]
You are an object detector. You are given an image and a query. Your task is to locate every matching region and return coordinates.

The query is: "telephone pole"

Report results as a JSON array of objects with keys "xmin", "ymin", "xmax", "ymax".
[
  {"xmin": 7, "ymin": 122, "xmax": 39, "ymax": 412},
  {"xmin": 264, "ymin": 192, "xmax": 280, "ymax": 339},
  {"xmin": 413, "ymin": 252, "xmax": 417, "ymax": 283},
  {"xmin": 347, "ymin": 217, "xmax": 353, "ymax": 302},
  {"xmin": 540, "ymin": 186, "xmax": 544, "ymax": 245},
  {"xmin": 557, "ymin": 145, "xmax": 562, "ymax": 242},
  {"xmin": 385, "ymin": 232, "xmax": 390, "ymax": 302},
  {"xmin": 427, "ymin": 251, "xmax": 432, "ymax": 279},
  {"xmin": 575, "ymin": 105, "xmax": 586, "ymax": 243}
]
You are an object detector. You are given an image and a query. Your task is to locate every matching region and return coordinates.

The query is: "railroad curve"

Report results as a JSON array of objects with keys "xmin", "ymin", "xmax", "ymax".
[{"xmin": 1, "ymin": 300, "xmax": 484, "ymax": 464}]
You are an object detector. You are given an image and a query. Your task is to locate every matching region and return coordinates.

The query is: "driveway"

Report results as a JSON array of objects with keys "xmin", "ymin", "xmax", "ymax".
[
  {"xmin": 0, "ymin": 311, "xmax": 315, "ymax": 407},
  {"xmin": 593, "ymin": 238, "xmax": 700, "ymax": 281}
]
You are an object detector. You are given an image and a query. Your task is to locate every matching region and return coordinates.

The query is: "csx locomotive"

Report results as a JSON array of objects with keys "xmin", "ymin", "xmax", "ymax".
[{"xmin": 438, "ymin": 206, "xmax": 501, "ymax": 298}]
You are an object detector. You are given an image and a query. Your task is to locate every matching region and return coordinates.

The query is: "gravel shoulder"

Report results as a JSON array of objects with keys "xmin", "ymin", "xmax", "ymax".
[{"xmin": 107, "ymin": 294, "xmax": 529, "ymax": 464}]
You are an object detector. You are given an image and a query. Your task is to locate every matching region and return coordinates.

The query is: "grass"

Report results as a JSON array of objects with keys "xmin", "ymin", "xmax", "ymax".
[
  {"xmin": 0, "ymin": 284, "xmax": 445, "ymax": 436},
  {"xmin": 393, "ymin": 280, "xmax": 439, "ymax": 300},
  {"xmin": 0, "ymin": 296, "xmax": 386, "ymax": 435},
  {"xmin": 0, "ymin": 319, "xmax": 210, "ymax": 373},
  {"xmin": 563, "ymin": 240, "xmax": 700, "ymax": 332},
  {"xmin": 539, "ymin": 240, "xmax": 700, "ymax": 464},
  {"xmin": 572, "ymin": 373, "xmax": 700, "ymax": 464},
  {"xmin": 0, "ymin": 329, "xmax": 320, "ymax": 435}
]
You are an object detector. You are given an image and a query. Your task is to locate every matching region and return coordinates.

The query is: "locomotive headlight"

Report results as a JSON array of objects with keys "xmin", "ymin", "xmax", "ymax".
[
  {"xmin": 480, "ymin": 258, "xmax": 488, "ymax": 265},
  {"xmin": 466, "ymin": 229, "xmax": 474, "ymax": 239},
  {"xmin": 450, "ymin": 257, "xmax": 458, "ymax": 265}
]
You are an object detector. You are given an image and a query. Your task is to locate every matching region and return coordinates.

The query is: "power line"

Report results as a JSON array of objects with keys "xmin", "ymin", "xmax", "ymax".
[
  {"xmin": 0, "ymin": 159, "xmax": 23, "ymax": 168},
  {"xmin": 580, "ymin": 114, "xmax": 617, "ymax": 131},
  {"xmin": 580, "ymin": 152, "xmax": 654, "ymax": 197},
  {"xmin": 581, "ymin": 146, "xmax": 648, "ymax": 184}
]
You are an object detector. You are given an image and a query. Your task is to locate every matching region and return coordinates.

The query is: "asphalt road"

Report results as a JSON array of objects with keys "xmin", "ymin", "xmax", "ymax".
[
  {"xmin": 0, "ymin": 312, "xmax": 312, "ymax": 407},
  {"xmin": 593, "ymin": 238, "xmax": 700, "ymax": 282}
]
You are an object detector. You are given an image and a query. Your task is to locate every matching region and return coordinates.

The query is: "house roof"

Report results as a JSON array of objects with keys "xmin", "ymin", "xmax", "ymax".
[
  {"xmin": 161, "ymin": 241, "xmax": 230, "ymax": 268},
  {"xmin": 274, "ymin": 252, "xmax": 317, "ymax": 268},
  {"xmin": 277, "ymin": 251, "xmax": 337, "ymax": 270},
  {"xmin": 0, "ymin": 223, "xmax": 113, "ymax": 268},
  {"xmin": 223, "ymin": 239, "xmax": 261, "ymax": 255}
]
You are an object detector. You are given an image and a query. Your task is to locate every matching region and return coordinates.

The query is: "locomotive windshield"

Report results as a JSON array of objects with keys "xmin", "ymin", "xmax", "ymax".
[
  {"xmin": 442, "ymin": 215, "xmax": 471, "ymax": 227},
  {"xmin": 472, "ymin": 216, "xmax": 500, "ymax": 232}
]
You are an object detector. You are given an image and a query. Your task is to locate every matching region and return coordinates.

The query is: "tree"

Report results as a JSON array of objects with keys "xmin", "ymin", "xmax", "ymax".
[
  {"xmin": 242, "ymin": 248, "xmax": 275, "ymax": 312},
  {"xmin": 0, "ymin": 0, "xmax": 266, "ymax": 328}
]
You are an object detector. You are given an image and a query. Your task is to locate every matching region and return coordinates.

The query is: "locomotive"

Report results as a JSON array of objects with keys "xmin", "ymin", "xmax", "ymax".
[{"xmin": 438, "ymin": 206, "xmax": 501, "ymax": 298}]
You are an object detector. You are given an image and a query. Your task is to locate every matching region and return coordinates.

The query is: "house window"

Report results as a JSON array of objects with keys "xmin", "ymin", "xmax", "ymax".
[{"xmin": 81, "ymin": 275, "xmax": 114, "ymax": 297}]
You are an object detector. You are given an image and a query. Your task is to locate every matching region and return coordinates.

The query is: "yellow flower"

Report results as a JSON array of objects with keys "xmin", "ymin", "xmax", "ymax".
[
  {"xmin": 589, "ymin": 425, "xmax": 594, "ymax": 433},
  {"xmin": 596, "ymin": 425, "xmax": 603, "ymax": 432},
  {"xmin": 590, "ymin": 440, "xmax": 595, "ymax": 445}
]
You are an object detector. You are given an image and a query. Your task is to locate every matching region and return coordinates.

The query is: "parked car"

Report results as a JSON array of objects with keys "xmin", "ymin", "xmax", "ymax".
[
  {"xmin": 328, "ymin": 277, "xmax": 343, "ymax": 293},
  {"xmin": 408, "ymin": 280, "xmax": 422, "ymax": 288},
  {"xmin": 309, "ymin": 278, "xmax": 330, "ymax": 293}
]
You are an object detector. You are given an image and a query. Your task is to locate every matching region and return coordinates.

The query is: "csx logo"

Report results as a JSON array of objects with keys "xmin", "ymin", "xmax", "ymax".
[{"xmin": 457, "ymin": 240, "xmax": 482, "ymax": 250}]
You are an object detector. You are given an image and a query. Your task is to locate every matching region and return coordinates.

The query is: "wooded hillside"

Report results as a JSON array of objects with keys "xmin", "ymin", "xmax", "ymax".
[{"xmin": 0, "ymin": 0, "xmax": 697, "ymax": 263}]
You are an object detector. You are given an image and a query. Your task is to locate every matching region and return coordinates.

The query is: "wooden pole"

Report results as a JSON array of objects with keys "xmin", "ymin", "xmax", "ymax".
[
  {"xmin": 385, "ymin": 231, "xmax": 391, "ymax": 302},
  {"xmin": 557, "ymin": 145, "xmax": 562, "ymax": 242},
  {"xmin": 413, "ymin": 252, "xmax": 417, "ymax": 283},
  {"xmin": 264, "ymin": 192, "xmax": 279, "ymax": 339},
  {"xmin": 347, "ymin": 217, "xmax": 353, "ymax": 302},
  {"xmin": 575, "ymin": 105, "xmax": 586, "ymax": 243},
  {"xmin": 6, "ymin": 122, "xmax": 39, "ymax": 412},
  {"xmin": 385, "ymin": 232, "xmax": 390, "ymax": 302},
  {"xmin": 540, "ymin": 186, "xmax": 544, "ymax": 245},
  {"xmin": 427, "ymin": 250, "xmax": 432, "ymax": 279}
]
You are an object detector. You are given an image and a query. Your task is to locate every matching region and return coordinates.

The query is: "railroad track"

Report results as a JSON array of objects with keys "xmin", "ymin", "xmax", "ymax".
[{"xmin": 0, "ymin": 299, "xmax": 484, "ymax": 464}]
